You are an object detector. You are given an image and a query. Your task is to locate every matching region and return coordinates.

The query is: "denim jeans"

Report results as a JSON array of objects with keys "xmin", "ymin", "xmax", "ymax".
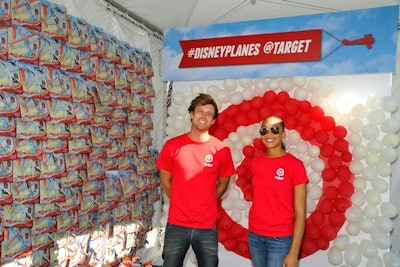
[
  {"xmin": 248, "ymin": 231, "xmax": 293, "ymax": 267},
  {"xmin": 162, "ymin": 223, "xmax": 218, "ymax": 267}
]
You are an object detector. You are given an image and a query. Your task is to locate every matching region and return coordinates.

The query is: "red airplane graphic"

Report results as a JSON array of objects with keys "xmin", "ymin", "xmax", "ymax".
[{"xmin": 341, "ymin": 34, "xmax": 374, "ymax": 49}]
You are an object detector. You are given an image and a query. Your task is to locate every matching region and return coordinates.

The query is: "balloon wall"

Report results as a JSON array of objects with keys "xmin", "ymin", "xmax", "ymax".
[{"xmin": 160, "ymin": 74, "xmax": 400, "ymax": 267}]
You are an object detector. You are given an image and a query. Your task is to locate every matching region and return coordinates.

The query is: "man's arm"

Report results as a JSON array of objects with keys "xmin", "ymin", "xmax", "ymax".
[
  {"xmin": 159, "ymin": 169, "xmax": 172, "ymax": 198},
  {"xmin": 216, "ymin": 176, "xmax": 230, "ymax": 199}
]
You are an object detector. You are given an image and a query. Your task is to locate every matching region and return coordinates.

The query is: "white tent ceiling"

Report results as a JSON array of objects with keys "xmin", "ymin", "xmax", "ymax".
[{"xmin": 104, "ymin": 0, "xmax": 399, "ymax": 36}]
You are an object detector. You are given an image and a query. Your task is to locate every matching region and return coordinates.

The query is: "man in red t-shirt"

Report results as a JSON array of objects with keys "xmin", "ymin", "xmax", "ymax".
[{"xmin": 156, "ymin": 93, "xmax": 235, "ymax": 267}]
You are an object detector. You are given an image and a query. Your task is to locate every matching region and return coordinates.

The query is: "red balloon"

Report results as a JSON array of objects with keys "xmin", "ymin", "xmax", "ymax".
[
  {"xmin": 321, "ymin": 224, "xmax": 338, "ymax": 240},
  {"xmin": 329, "ymin": 212, "xmax": 345, "ymax": 227},
  {"xmin": 218, "ymin": 229, "xmax": 229, "ymax": 242},
  {"xmin": 306, "ymin": 224, "xmax": 321, "ymax": 240},
  {"xmin": 321, "ymin": 116, "xmax": 335, "ymax": 131},
  {"xmin": 316, "ymin": 238, "xmax": 330, "ymax": 250},
  {"xmin": 284, "ymin": 99, "xmax": 298, "ymax": 115},
  {"xmin": 324, "ymin": 186, "xmax": 339, "ymax": 200},
  {"xmin": 240, "ymin": 101, "xmax": 252, "ymax": 112},
  {"xmin": 237, "ymin": 241, "xmax": 250, "ymax": 258},
  {"xmin": 242, "ymin": 145, "xmax": 255, "ymax": 157},
  {"xmin": 272, "ymin": 109, "xmax": 286, "ymax": 120},
  {"xmin": 319, "ymin": 199, "xmax": 334, "ymax": 214},
  {"xmin": 225, "ymin": 105, "xmax": 240, "ymax": 117},
  {"xmin": 276, "ymin": 91, "xmax": 290, "ymax": 105},
  {"xmin": 213, "ymin": 127, "xmax": 228, "ymax": 141},
  {"xmin": 248, "ymin": 108, "xmax": 262, "ymax": 123},
  {"xmin": 334, "ymin": 139, "xmax": 349, "ymax": 152},
  {"xmin": 298, "ymin": 100, "xmax": 311, "ymax": 113},
  {"xmin": 341, "ymin": 151, "xmax": 353, "ymax": 162},
  {"xmin": 334, "ymin": 197, "xmax": 351, "ymax": 212},
  {"xmin": 224, "ymin": 238, "xmax": 238, "ymax": 251},
  {"xmin": 259, "ymin": 106, "xmax": 273, "ymax": 120},
  {"xmin": 328, "ymin": 155, "xmax": 342, "ymax": 169},
  {"xmin": 236, "ymin": 166, "xmax": 248, "ymax": 177},
  {"xmin": 333, "ymin": 126, "xmax": 347, "ymax": 139},
  {"xmin": 253, "ymin": 138, "xmax": 264, "ymax": 150},
  {"xmin": 300, "ymin": 127, "xmax": 315, "ymax": 141},
  {"xmin": 310, "ymin": 210, "xmax": 325, "ymax": 226},
  {"xmin": 338, "ymin": 181, "xmax": 354, "ymax": 197},
  {"xmin": 284, "ymin": 116, "xmax": 297, "ymax": 130},
  {"xmin": 243, "ymin": 187, "xmax": 253, "ymax": 201},
  {"xmin": 263, "ymin": 91, "xmax": 277, "ymax": 104},
  {"xmin": 297, "ymin": 113, "xmax": 311, "ymax": 127},
  {"xmin": 301, "ymin": 238, "xmax": 319, "ymax": 257},
  {"xmin": 309, "ymin": 106, "xmax": 324, "ymax": 121},
  {"xmin": 337, "ymin": 166, "xmax": 351, "ymax": 181},
  {"xmin": 321, "ymin": 168, "xmax": 336, "ymax": 182},
  {"xmin": 251, "ymin": 97, "xmax": 264, "ymax": 109},
  {"xmin": 231, "ymin": 224, "xmax": 245, "ymax": 238},
  {"xmin": 315, "ymin": 130, "xmax": 329, "ymax": 143},
  {"xmin": 235, "ymin": 112, "xmax": 249, "ymax": 126},
  {"xmin": 320, "ymin": 143, "xmax": 334, "ymax": 157},
  {"xmin": 219, "ymin": 216, "xmax": 233, "ymax": 230},
  {"xmin": 223, "ymin": 119, "xmax": 237, "ymax": 133}
]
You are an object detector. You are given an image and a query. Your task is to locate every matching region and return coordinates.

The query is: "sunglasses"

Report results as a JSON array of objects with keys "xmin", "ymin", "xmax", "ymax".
[{"xmin": 259, "ymin": 126, "xmax": 281, "ymax": 136}]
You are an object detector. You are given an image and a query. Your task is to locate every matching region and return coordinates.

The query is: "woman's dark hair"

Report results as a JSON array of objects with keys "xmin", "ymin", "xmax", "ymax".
[{"xmin": 188, "ymin": 93, "xmax": 219, "ymax": 119}]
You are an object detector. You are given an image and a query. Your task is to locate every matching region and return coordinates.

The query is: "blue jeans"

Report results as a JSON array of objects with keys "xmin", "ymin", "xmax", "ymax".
[
  {"xmin": 248, "ymin": 231, "xmax": 293, "ymax": 267},
  {"xmin": 162, "ymin": 223, "xmax": 218, "ymax": 267}
]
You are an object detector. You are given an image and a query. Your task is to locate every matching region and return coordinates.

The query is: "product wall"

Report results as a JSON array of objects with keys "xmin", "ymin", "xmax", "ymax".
[{"xmin": 0, "ymin": 0, "xmax": 164, "ymax": 266}]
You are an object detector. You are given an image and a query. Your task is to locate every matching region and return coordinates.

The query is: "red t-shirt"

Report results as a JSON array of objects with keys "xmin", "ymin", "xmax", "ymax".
[
  {"xmin": 156, "ymin": 133, "xmax": 235, "ymax": 229},
  {"xmin": 249, "ymin": 153, "xmax": 308, "ymax": 237}
]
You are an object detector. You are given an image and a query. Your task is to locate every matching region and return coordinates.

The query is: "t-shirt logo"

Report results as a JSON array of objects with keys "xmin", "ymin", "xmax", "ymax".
[
  {"xmin": 274, "ymin": 168, "xmax": 284, "ymax": 180},
  {"xmin": 204, "ymin": 154, "xmax": 213, "ymax": 167}
]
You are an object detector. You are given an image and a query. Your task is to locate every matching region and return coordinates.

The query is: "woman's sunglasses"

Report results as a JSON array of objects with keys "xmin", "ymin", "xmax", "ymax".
[{"xmin": 259, "ymin": 126, "xmax": 281, "ymax": 136}]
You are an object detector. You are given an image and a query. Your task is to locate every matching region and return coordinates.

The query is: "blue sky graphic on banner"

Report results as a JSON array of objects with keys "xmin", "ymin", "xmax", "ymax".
[{"xmin": 162, "ymin": 5, "xmax": 399, "ymax": 81}]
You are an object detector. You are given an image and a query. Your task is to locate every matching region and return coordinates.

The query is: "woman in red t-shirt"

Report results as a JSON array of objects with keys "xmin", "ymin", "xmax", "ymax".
[{"xmin": 249, "ymin": 116, "xmax": 308, "ymax": 267}]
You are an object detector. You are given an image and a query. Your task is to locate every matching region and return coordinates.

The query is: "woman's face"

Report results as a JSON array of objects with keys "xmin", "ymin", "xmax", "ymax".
[{"xmin": 260, "ymin": 117, "xmax": 285, "ymax": 150}]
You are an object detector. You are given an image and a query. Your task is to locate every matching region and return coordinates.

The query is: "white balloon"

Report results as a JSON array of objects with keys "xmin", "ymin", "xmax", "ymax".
[
  {"xmin": 376, "ymin": 163, "xmax": 391, "ymax": 177},
  {"xmin": 235, "ymin": 199, "xmax": 250, "ymax": 210},
  {"xmin": 308, "ymin": 185, "xmax": 322, "ymax": 200},
  {"xmin": 360, "ymin": 239, "xmax": 378, "ymax": 258},
  {"xmin": 360, "ymin": 218, "xmax": 375, "ymax": 233},
  {"xmin": 294, "ymin": 86, "xmax": 309, "ymax": 101},
  {"xmin": 185, "ymin": 95, "xmax": 195, "ymax": 106},
  {"xmin": 171, "ymin": 91, "xmax": 185, "ymax": 105},
  {"xmin": 174, "ymin": 119, "xmax": 185, "ymax": 132},
  {"xmin": 348, "ymin": 119, "xmax": 364, "ymax": 133},
  {"xmin": 228, "ymin": 132, "xmax": 240, "ymax": 143},
  {"xmin": 365, "ymin": 154, "xmax": 380, "ymax": 167},
  {"xmin": 300, "ymin": 154, "xmax": 311, "ymax": 166},
  {"xmin": 254, "ymin": 78, "xmax": 267, "ymax": 91},
  {"xmin": 239, "ymin": 78, "xmax": 253, "ymax": 88},
  {"xmin": 351, "ymin": 190, "xmax": 365, "ymax": 206},
  {"xmin": 230, "ymin": 209, "xmax": 243, "ymax": 222},
  {"xmin": 345, "ymin": 206, "xmax": 363, "ymax": 222},
  {"xmin": 334, "ymin": 234, "xmax": 350, "ymax": 250},
  {"xmin": 165, "ymin": 125, "xmax": 177, "ymax": 137},
  {"xmin": 362, "ymin": 124, "xmax": 380, "ymax": 140},
  {"xmin": 328, "ymin": 247, "xmax": 343, "ymax": 265},
  {"xmin": 346, "ymin": 222, "xmax": 361, "ymax": 236},
  {"xmin": 380, "ymin": 202, "xmax": 398, "ymax": 218},
  {"xmin": 178, "ymin": 105, "xmax": 188, "ymax": 116},
  {"xmin": 364, "ymin": 205, "xmax": 379, "ymax": 219},
  {"xmin": 287, "ymin": 131, "xmax": 301, "ymax": 145},
  {"xmin": 217, "ymin": 89, "xmax": 231, "ymax": 103},
  {"xmin": 367, "ymin": 140, "xmax": 383, "ymax": 153},
  {"xmin": 223, "ymin": 79, "xmax": 237, "ymax": 91},
  {"xmin": 307, "ymin": 78, "xmax": 322, "ymax": 92},
  {"xmin": 207, "ymin": 85, "xmax": 220, "ymax": 97},
  {"xmin": 362, "ymin": 166, "xmax": 377, "ymax": 181},
  {"xmin": 371, "ymin": 178, "xmax": 388, "ymax": 193},
  {"xmin": 231, "ymin": 150, "xmax": 243, "ymax": 164},
  {"xmin": 306, "ymin": 196, "xmax": 316, "ymax": 213},
  {"xmin": 230, "ymin": 91, "xmax": 243, "ymax": 104},
  {"xmin": 344, "ymin": 243, "xmax": 362, "ymax": 267},
  {"xmin": 236, "ymin": 126, "xmax": 248, "ymax": 137},
  {"xmin": 375, "ymin": 216, "xmax": 394, "ymax": 233},
  {"xmin": 242, "ymin": 87, "xmax": 256, "ymax": 100},
  {"xmin": 382, "ymin": 133, "xmax": 400, "ymax": 147},
  {"xmin": 267, "ymin": 78, "xmax": 280, "ymax": 90},
  {"xmin": 221, "ymin": 198, "xmax": 234, "ymax": 210},
  {"xmin": 380, "ymin": 96, "xmax": 399, "ymax": 112},
  {"xmin": 310, "ymin": 159, "xmax": 325, "ymax": 172},
  {"xmin": 241, "ymin": 136, "xmax": 254, "ymax": 146},
  {"xmin": 322, "ymin": 84, "xmax": 335, "ymax": 98},
  {"xmin": 353, "ymin": 176, "xmax": 366, "ymax": 190},
  {"xmin": 279, "ymin": 77, "xmax": 294, "ymax": 92},
  {"xmin": 367, "ymin": 109, "xmax": 385, "ymax": 124},
  {"xmin": 310, "ymin": 92, "xmax": 324, "ymax": 106},
  {"xmin": 383, "ymin": 252, "xmax": 400, "ymax": 267},
  {"xmin": 293, "ymin": 76, "xmax": 307, "ymax": 86},
  {"xmin": 348, "ymin": 133, "xmax": 362, "ymax": 146},
  {"xmin": 352, "ymin": 145, "xmax": 368, "ymax": 160},
  {"xmin": 228, "ymin": 187, "xmax": 240, "ymax": 200},
  {"xmin": 380, "ymin": 147, "xmax": 398, "ymax": 163},
  {"xmin": 366, "ymin": 257, "xmax": 383, "ymax": 267},
  {"xmin": 308, "ymin": 172, "xmax": 322, "ymax": 184},
  {"xmin": 366, "ymin": 189, "xmax": 381, "ymax": 205},
  {"xmin": 168, "ymin": 105, "xmax": 179, "ymax": 117},
  {"xmin": 371, "ymin": 230, "xmax": 391, "ymax": 249},
  {"xmin": 349, "ymin": 160, "xmax": 363, "ymax": 174},
  {"xmin": 190, "ymin": 84, "xmax": 203, "ymax": 95},
  {"xmin": 381, "ymin": 118, "xmax": 400, "ymax": 133},
  {"xmin": 366, "ymin": 95, "xmax": 381, "ymax": 109},
  {"xmin": 351, "ymin": 103, "xmax": 368, "ymax": 119},
  {"xmin": 296, "ymin": 141, "xmax": 309, "ymax": 154}
]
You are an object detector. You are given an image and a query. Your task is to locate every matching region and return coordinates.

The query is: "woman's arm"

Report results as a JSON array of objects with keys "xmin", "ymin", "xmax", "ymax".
[{"xmin": 283, "ymin": 183, "xmax": 307, "ymax": 267}]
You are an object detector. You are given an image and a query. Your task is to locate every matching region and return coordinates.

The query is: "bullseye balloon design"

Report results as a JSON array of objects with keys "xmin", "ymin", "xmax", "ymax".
[{"xmin": 209, "ymin": 91, "xmax": 354, "ymax": 258}]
